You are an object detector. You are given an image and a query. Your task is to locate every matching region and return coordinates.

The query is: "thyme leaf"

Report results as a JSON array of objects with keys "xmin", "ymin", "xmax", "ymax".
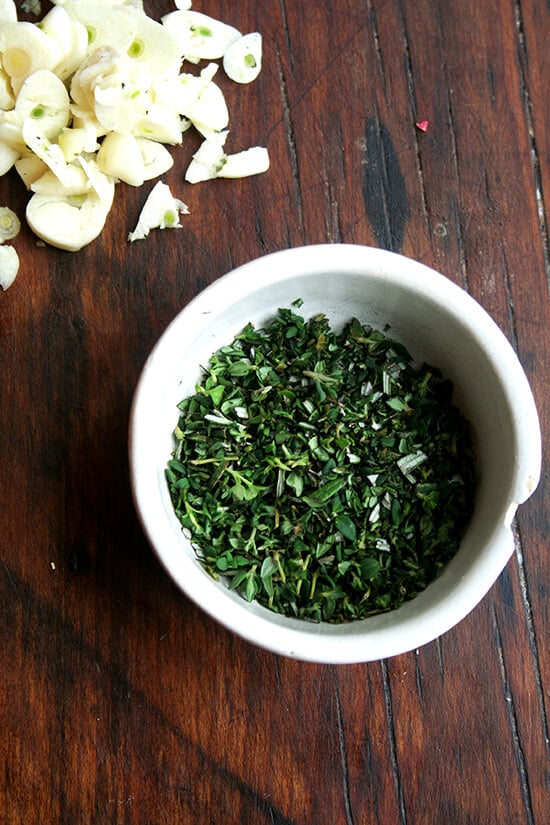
[{"xmin": 166, "ymin": 306, "xmax": 476, "ymax": 623}]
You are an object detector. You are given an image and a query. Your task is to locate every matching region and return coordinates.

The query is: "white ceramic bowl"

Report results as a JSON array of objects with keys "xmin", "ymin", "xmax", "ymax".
[{"xmin": 129, "ymin": 245, "xmax": 541, "ymax": 663}]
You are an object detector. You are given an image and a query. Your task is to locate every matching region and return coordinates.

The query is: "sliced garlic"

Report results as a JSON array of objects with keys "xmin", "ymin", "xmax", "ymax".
[
  {"xmin": 0, "ymin": 206, "xmax": 20, "ymax": 242},
  {"xmin": 0, "ymin": 67, "xmax": 15, "ymax": 110},
  {"xmin": 0, "ymin": 141, "xmax": 20, "ymax": 175},
  {"xmin": 136, "ymin": 137, "xmax": 174, "ymax": 180},
  {"xmin": 97, "ymin": 131, "xmax": 145, "ymax": 186},
  {"xmin": 58, "ymin": 126, "xmax": 88, "ymax": 163},
  {"xmin": 223, "ymin": 33, "xmax": 262, "ymax": 84},
  {"xmin": 153, "ymin": 62, "xmax": 218, "ymax": 116},
  {"xmin": 0, "ymin": 22, "xmax": 62, "ymax": 92},
  {"xmin": 26, "ymin": 184, "xmax": 115, "ymax": 251},
  {"xmin": 15, "ymin": 69, "xmax": 71, "ymax": 141},
  {"xmin": 30, "ymin": 164, "xmax": 91, "ymax": 197},
  {"xmin": 69, "ymin": 115, "xmax": 102, "ymax": 151},
  {"xmin": 185, "ymin": 130, "xmax": 228, "ymax": 183},
  {"xmin": 162, "ymin": 10, "xmax": 241, "ymax": 62},
  {"xmin": 185, "ymin": 132, "xmax": 268, "ymax": 183},
  {"xmin": 0, "ymin": 244, "xmax": 19, "ymax": 290},
  {"xmin": 76, "ymin": 155, "xmax": 114, "ymax": 201},
  {"xmin": 184, "ymin": 80, "xmax": 228, "ymax": 134},
  {"xmin": 0, "ymin": 110, "xmax": 25, "ymax": 153},
  {"xmin": 0, "ymin": 0, "xmax": 17, "ymax": 25},
  {"xmin": 63, "ymin": 2, "xmax": 138, "ymax": 58},
  {"xmin": 38, "ymin": 6, "xmax": 75, "ymax": 55},
  {"xmin": 217, "ymin": 146, "xmax": 270, "ymax": 178},
  {"xmin": 93, "ymin": 69, "xmax": 152, "ymax": 134},
  {"xmin": 123, "ymin": 8, "xmax": 182, "ymax": 80},
  {"xmin": 133, "ymin": 103, "xmax": 184, "ymax": 145},
  {"xmin": 15, "ymin": 155, "xmax": 48, "ymax": 188},
  {"xmin": 128, "ymin": 180, "xmax": 188, "ymax": 242},
  {"xmin": 22, "ymin": 118, "xmax": 74, "ymax": 188},
  {"xmin": 49, "ymin": 21, "xmax": 89, "ymax": 83}
]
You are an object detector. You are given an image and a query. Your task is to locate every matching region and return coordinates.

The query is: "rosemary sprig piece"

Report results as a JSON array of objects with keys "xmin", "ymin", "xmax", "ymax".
[{"xmin": 166, "ymin": 306, "xmax": 476, "ymax": 623}]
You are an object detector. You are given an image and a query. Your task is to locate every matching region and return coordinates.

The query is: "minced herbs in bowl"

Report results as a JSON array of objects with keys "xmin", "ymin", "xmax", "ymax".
[{"xmin": 165, "ymin": 302, "xmax": 476, "ymax": 623}]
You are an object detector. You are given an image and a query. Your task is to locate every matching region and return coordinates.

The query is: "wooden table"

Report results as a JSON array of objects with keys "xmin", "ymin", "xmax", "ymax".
[{"xmin": 1, "ymin": 1, "xmax": 548, "ymax": 822}]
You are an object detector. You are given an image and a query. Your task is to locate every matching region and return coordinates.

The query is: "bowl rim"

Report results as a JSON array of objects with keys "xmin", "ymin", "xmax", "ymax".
[{"xmin": 128, "ymin": 243, "xmax": 542, "ymax": 663}]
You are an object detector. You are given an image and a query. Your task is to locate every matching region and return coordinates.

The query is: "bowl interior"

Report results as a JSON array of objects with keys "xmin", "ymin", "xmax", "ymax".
[{"xmin": 130, "ymin": 245, "xmax": 541, "ymax": 662}]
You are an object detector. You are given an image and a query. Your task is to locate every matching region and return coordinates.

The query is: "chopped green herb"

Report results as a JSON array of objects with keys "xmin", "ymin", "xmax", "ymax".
[{"xmin": 166, "ymin": 307, "xmax": 476, "ymax": 623}]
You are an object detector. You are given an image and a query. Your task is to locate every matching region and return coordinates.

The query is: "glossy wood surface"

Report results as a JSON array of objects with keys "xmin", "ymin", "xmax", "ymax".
[{"xmin": 1, "ymin": 1, "xmax": 549, "ymax": 822}]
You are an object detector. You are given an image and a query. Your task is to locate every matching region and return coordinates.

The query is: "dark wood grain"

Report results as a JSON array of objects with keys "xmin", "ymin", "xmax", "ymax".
[{"xmin": 1, "ymin": 1, "xmax": 548, "ymax": 823}]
